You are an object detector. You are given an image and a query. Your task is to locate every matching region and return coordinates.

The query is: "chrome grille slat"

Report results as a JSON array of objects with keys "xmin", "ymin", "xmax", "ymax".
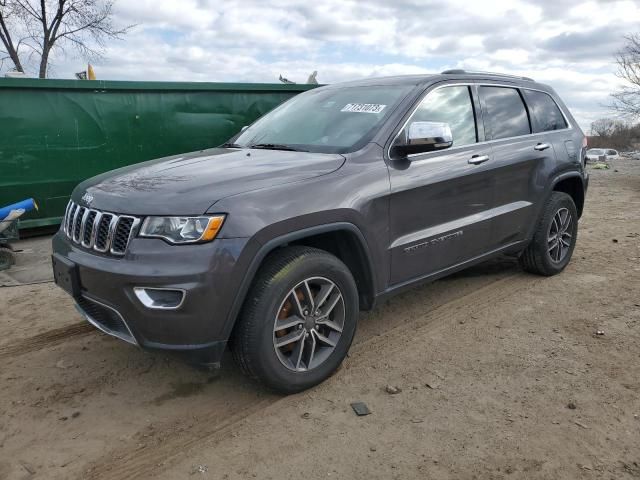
[
  {"xmin": 105, "ymin": 215, "xmax": 120, "ymax": 253},
  {"xmin": 88, "ymin": 212, "xmax": 102, "ymax": 249},
  {"xmin": 79, "ymin": 208, "xmax": 91, "ymax": 245},
  {"xmin": 67, "ymin": 203, "xmax": 77, "ymax": 236},
  {"xmin": 73, "ymin": 207, "xmax": 85, "ymax": 242},
  {"xmin": 81, "ymin": 210, "xmax": 98, "ymax": 248},
  {"xmin": 62, "ymin": 200, "xmax": 139, "ymax": 256},
  {"xmin": 95, "ymin": 213, "xmax": 114, "ymax": 252},
  {"xmin": 62, "ymin": 202, "xmax": 72, "ymax": 235}
]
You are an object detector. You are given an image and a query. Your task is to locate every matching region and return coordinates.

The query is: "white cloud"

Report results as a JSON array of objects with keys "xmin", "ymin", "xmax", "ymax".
[{"xmin": 8, "ymin": 0, "xmax": 639, "ymax": 131}]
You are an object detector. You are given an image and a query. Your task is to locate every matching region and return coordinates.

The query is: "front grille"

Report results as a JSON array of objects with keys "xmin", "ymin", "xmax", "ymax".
[
  {"xmin": 62, "ymin": 200, "xmax": 140, "ymax": 256},
  {"xmin": 76, "ymin": 296, "xmax": 136, "ymax": 344}
]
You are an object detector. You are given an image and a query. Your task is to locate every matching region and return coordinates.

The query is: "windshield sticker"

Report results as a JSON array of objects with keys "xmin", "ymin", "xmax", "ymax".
[{"xmin": 341, "ymin": 103, "xmax": 386, "ymax": 114}]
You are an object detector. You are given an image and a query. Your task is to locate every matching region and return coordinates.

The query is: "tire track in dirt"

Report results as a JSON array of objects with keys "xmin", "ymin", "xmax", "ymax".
[
  {"xmin": 84, "ymin": 271, "xmax": 535, "ymax": 480},
  {"xmin": 0, "ymin": 322, "xmax": 94, "ymax": 360}
]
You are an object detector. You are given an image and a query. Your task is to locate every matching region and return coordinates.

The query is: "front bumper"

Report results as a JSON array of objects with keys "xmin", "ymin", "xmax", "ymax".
[{"xmin": 52, "ymin": 231, "xmax": 250, "ymax": 366}]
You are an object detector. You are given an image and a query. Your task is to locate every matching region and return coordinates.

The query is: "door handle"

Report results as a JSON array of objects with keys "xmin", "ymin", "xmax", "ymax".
[
  {"xmin": 468, "ymin": 154, "xmax": 489, "ymax": 165},
  {"xmin": 534, "ymin": 143, "xmax": 551, "ymax": 151}
]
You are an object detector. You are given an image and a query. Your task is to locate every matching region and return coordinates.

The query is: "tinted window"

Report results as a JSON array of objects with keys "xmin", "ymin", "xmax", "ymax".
[
  {"xmin": 408, "ymin": 86, "xmax": 477, "ymax": 147},
  {"xmin": 479, "ymin": 87, "xmax": 530, "ymax": 140},
  {"xmin": 522, "ymin": 89, "xmax": 568, "ymax": 132},
  {"xmin": 606, "ymin": 149, "xmax": 617, "ymax": 155}
]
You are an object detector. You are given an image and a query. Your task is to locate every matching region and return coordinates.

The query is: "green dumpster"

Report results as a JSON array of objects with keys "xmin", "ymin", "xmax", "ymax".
[{"xmin": 0, "ymin": 78, "xmax": 318, "ymax": 229}]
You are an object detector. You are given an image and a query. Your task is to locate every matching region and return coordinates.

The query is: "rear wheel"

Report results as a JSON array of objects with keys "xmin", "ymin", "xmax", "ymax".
[
  {"xmin": 231, "ymin": 246, "xmax": 358, "ymax": 393},
  {"xmin": 520, "ymin": 192, "xmax": 578, "ymax": 276}
]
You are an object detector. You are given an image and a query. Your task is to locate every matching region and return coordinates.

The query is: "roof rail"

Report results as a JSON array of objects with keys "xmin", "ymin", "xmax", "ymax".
[{"xmin": 440, "ymin": 69, "xmax": 534, "ymax": 81}]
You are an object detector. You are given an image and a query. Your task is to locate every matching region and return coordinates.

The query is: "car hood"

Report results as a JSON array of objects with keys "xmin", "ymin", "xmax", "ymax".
[{"xmin": 74, "ymin": 148, "xmax": 345, "ymax": 215}]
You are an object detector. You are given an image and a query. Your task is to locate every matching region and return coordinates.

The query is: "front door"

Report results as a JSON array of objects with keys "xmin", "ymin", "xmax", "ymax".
[{"xmin": 388, "ymin": 85, "xmax": 495, "ymax": 285}]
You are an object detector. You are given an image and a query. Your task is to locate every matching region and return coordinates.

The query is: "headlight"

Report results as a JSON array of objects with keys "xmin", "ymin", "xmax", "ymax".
[{"xmin": 139, "ymin": 215, "xmax": 225, "ymax": 244}]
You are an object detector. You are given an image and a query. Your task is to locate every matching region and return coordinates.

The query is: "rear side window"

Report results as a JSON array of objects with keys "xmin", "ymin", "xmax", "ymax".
[
  {"xmin": 408, "ymin": 86, "xmax": 477, "ymax": 147},
  {"xmin": 479, "ymin": 87, "xmax": 530, "ymax": 140},
  {"xmin": 522, "ymin": 89, "xmax": 568, "ymax": 132}
]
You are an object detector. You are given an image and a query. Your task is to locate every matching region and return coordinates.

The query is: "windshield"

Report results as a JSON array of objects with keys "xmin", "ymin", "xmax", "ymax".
[
  {"xmin": 232, "ymin": 85, "xmax": 413, "ymax": 153},
  {"xmin": 588, "ymin": 149, "xmax": 604, "ymax": 155}
]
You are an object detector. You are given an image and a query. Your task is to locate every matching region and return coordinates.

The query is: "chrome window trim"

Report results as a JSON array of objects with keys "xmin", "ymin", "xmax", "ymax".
[{"xmin": 387, "ymin": 81, "xmax": 574, "ymax": 162}]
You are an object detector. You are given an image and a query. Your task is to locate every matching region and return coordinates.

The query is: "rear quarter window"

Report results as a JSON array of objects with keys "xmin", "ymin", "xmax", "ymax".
[
  {"xmin": 522, "ymin": 89, "xmax": 568, "ymax": 133},
  {"xmin": 479, "ymin": 86, "xmax": 530, "ymax": 140}
]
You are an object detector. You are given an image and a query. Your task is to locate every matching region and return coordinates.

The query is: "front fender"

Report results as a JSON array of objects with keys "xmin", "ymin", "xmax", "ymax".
[{"xmin": 220, "ymin": 221, "xmax": 377, "ymax": 341}]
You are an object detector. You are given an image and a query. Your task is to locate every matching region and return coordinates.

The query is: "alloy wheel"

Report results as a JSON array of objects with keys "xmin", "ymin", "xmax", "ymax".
[
  {"xmin": 547, "ymin": 207, "xmax": 573, "ymax": 263},
  {"xmin": 273, "ymin": 276, "xmax": 345, "ymax": 372}
]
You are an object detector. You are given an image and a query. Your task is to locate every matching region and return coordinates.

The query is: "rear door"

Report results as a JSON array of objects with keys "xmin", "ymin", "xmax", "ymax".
[
  {"xmin": 477, "ymin": 85, "xmax": 557, "ymax": 249},
  {"xmin": 387, "ymin": 84, "xmax": 494, "ymax": 285}
]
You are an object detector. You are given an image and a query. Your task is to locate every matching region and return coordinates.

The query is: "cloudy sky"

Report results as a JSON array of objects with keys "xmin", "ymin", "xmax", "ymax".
[{"xmin": 28, "ymin": 0, "xmax": 640, "ymax": 131}]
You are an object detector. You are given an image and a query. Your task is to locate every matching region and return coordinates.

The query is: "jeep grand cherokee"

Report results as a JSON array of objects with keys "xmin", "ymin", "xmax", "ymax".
[{"xmin": 52, "ymin": 70, "xmax": 588, "ymax": 393}]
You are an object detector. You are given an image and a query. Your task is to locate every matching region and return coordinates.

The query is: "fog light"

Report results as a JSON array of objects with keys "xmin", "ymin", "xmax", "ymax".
[{"xmin": 134, "ymin": 287, "xmax": 185, "ymax": 310}]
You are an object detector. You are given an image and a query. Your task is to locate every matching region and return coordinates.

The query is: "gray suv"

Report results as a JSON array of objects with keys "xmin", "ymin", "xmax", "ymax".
[{"xmin": 52, "ymin": 70, "xmax": 588, "ymax": 393}]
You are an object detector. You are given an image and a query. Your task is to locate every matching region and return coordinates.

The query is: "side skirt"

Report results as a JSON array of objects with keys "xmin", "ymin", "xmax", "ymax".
[{"xmin": 374, "ymin": 240, "xmax": 528, "ymax": 306}]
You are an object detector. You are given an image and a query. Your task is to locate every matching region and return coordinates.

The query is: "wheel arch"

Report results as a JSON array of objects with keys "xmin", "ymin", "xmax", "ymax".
[
  {"xmin": 222, "ymin": 222, "xmax": 377, "ymax": 340},
  {"xmin": 551, "ymin": 172, "xmax": 586, "ymax": 218}
]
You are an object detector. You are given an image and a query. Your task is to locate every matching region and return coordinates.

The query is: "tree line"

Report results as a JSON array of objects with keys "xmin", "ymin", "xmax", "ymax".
[{"xmin": 589, "ymin": 118, "xmax": 640, "ymax": 150}]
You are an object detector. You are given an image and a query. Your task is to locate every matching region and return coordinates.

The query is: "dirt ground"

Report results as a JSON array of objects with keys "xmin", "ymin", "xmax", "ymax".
[{"xmin": 1, "ymin": 157, "xmax": 639, "ymax": 480}]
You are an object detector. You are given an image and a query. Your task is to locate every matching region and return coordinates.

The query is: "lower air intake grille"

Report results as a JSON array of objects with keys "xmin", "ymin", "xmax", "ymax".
[{"xmin": 76, "ymin": 296, "xmax": 135, "ymax": 344}]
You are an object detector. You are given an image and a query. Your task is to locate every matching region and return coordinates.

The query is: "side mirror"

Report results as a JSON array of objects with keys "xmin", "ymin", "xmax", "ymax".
[{"xmin": 391, "ymin": 121, "xmax": 453, "ymax": 158}]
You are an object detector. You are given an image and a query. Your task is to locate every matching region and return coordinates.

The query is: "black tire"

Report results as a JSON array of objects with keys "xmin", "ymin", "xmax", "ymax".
[
  {"xmin": 520, "ymin": 192, "xmax": 578, "ymax": 276},
  {"xmin": 231, "ymin": 246, "xmax": 359, "ymax": 394}
]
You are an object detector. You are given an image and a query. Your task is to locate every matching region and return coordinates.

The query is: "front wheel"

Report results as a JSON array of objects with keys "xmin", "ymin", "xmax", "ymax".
[
  {"xmin": 231, "ymin": 246, "xmax": 359, "ymax": 393},
  {"xmin": 520, "ymin": 191, "xmax": 578, "ymax": 276}
]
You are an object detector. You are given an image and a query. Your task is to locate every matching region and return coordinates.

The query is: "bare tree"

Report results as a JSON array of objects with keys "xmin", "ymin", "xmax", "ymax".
[
  {"xmin": 590, "ymin": 118, "xmax": 620, "ymax": 137},
  {"xmin": 611, "ymin": 33, "xmax": 640, "ymax": 118},
  {"xmin": 0, "ymin": 0, "xmax": 131, "ymax": 78}
]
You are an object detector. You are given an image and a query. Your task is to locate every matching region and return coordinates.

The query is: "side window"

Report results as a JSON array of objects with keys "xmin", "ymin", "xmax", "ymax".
[
  {"xmin": 407, "ymin": 86, "xmax": 477, "ymax": 147},
  {"xmin": 522, "ymin": 89, "xmax": 568, "ymax": 132},
  {"xmin": 479, "ymin": 87, "xmax": 530, "ymax": 140},
  {"xmin": 606, "ymin": 149, "xmax": 617, "ymax": 155}
]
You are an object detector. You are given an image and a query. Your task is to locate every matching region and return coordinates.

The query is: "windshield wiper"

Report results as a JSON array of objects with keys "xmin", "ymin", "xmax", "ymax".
[
  {"xmin": 249, "ymin": 143, "xmax": 308, "ymax": 152},
  {"xmin": 220, "ymin": 142, "xmax": 243, "ymax": 148}
]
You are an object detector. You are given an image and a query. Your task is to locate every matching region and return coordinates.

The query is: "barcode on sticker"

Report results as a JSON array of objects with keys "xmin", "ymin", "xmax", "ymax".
[{"xmin": 341, "ymin": 103, "xmax": 386, "ymax": 114}]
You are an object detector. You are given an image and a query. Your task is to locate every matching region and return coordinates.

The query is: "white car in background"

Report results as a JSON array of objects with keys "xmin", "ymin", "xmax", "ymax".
[{"xmin": 585, "ymin": 148, "xmax": 619, "ymax": 162}]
